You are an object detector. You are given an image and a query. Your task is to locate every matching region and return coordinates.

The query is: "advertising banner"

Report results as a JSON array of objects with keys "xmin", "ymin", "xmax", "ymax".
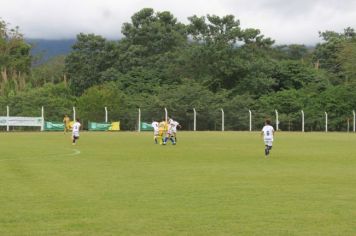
[
  {"xmin": 88, "ymin": 122, "xmax": 120, "ymax": 131},
  {"xmin": 141, "ymin": 122, "xmax": 153, "ymax": 131},
  {"xmin": 0, "ymin": 116, "xmax": 43, "ymax": 127},
  {"xmin": 44, "ymin": 122, "xmax": 65, "ymax": 131}
]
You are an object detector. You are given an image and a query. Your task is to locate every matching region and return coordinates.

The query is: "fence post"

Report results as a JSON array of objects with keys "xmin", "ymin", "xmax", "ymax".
[
  {"xmin": 249, "ymin": 109, "xmax": 252, "ymax": 132},
  {"xmin": 41, "ymin": 106, "xmax": 44, "ymax": 131},
  {"xmin": 6, "ymin": 105, "xmax": 9, "ymax": 132},
  {"xmin": 353, "ymin": 110, "xmax": 355, "ymax": 133},
  {"xmin": 221, "ymin": 108, "xmax": 224, "ymax": 131},
  {"xmin": 325, "ymin": 112, "xmax": 328, "ymax": 132},
  {"xmin": 193, "ymin": 108, "xmax": 196, "ymax": 131},
  {"xmin": 301, "ymin": 110, "xmax": 304, "ymax": 132},
  {"xmin": 165, "ymin": 107, "xmax": 168, "ymax": 123},
  {"xmin": 73, "ymin": 107, "xmax": 76, "ymax": 121},
  {"xmin": 275, "ymin": 110, "xmax": 279, "ymax": 131},
  {"xmin": 105, "ymin": 107, "xmax": 108, "ymax": 123},
  {"xmin": 138, "ymin": 108, "xmax": 141, "ymax": 132}
]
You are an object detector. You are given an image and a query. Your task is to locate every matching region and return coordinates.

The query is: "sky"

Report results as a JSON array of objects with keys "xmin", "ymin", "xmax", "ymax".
[{"xmin": 1, "ymin": 0, "xmax": 355, "ymax": 45}]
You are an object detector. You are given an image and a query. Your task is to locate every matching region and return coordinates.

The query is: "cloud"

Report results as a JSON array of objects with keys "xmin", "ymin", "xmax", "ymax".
[{"xmin": 1, "ymin": 0, "xmax": 355, "ymax": 44}]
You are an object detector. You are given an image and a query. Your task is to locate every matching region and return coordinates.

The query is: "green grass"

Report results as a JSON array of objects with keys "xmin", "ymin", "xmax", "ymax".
[{"xmin": 0, "ymin": 131, "xmax": 356, "ymax": 235}]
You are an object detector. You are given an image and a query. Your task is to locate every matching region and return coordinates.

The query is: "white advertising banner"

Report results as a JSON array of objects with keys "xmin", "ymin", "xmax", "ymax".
[{"xmin": 0, "ymin": 116, "xmax": 43, "ymax": 127}]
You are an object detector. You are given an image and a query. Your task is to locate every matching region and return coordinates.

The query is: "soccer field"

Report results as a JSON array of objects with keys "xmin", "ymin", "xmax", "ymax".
[{"xmin": 0, "ymin": 132, "xmax": 355, "ymax": 235}]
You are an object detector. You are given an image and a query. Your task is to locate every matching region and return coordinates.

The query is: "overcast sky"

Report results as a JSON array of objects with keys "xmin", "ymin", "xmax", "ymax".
[{"xmin": 1, "ymin": 0, "xmax": 355, "ymax": 45}]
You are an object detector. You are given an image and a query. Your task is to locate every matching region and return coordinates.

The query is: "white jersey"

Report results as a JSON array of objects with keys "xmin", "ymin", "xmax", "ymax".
[
  {"xmin": 72, "ymin": 122, "xmax": 81, "ymax": 136},
  {"xmin": 151, "ymin": 121, "xmax": 159, "ymax": 131},
  {"xmin": 169, "ymin": 121, "xmax": 179, "ymax": 132},
  {"xmin": 262, "ymin": 125, "xmax": 274, "ymax": 141}
]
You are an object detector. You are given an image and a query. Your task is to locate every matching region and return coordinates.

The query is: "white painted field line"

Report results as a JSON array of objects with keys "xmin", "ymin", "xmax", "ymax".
[
  {"xmin": 67, "ymin": 149, "xmax": 81, "ymax": 156},
  {"xmin": 0, "ymin": 148, "xmax": 81, "ymax": 162}
]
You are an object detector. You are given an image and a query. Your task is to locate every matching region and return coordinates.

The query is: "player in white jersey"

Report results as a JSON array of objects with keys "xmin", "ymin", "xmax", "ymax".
[
  {"xmin": 163, "ymin": 118, "xmax": 181, "ymax": 145},
  {"xmin": 151, "ymin": 120, "xmax": 159, "ymax": 144},
  {"xmin": 261, "ymin": 119, "xmax": 275, "ymax": 157},
  {"xmin": 72, "ymin": 118, "xmax": 81, "ymax": 145},
  {"xmin": 169, "ymin": 119, "xmax": 181, "ymax": 143}
]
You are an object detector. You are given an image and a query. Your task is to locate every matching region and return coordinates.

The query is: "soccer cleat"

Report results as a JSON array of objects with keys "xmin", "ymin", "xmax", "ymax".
[{"xmin": 172, "ymin": 142, "xmax": 176, "ymax": 145}]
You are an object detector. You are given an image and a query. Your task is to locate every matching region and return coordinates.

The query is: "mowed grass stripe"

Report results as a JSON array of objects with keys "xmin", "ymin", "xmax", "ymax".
[{"xmin": 0, "ymin": 132, "xmax": 355, "ymax": 235}]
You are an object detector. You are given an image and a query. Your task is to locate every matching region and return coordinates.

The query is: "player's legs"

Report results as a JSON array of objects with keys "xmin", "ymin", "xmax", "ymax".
[
  {"xmin": 171, "ymin": 135, "xmax": 176, "ymax": 144},
  {"xmin": 154, "ymin": 130, "xmax": 159, "ymax": 144},
  {"xmin": 264, "ymin": 140, "xmax": 273, "ymax": 157},
  {"xmin": 264, "ymin": 145, "xmax": 269, "ymax": 156},
  {"xmin": 163, "ymin": 133, "xmax": 169, "ymax": 144},
  {"xmin": 72, "ymin": 135, "xmax": 79, "ymax": 144},
  {"xmin": 267, "ymin": 141, "xmax": 273, "ymax": 153},
  {"xmin": 264, "ymin": 140, "xmax": 272, "ymax": 157},
  {"xmin": 158, "ymin": 130, "xmax": 164, "ymax": 144},
  {"xmin": 171, "ymin": 131, "xmax": 176, "ymax": 144},
  {"xmin": 163, "ymin": 131, "xmax": 175, "ymax": 145},
  {"xmin": 172, "ymin": 130, "xmax": 177, "ymax": 142}
]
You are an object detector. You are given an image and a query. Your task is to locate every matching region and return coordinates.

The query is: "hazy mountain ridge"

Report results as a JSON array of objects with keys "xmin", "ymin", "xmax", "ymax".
[{"xmin": 26, "ymin": 38, "xmax": 76, "ymax": 62}]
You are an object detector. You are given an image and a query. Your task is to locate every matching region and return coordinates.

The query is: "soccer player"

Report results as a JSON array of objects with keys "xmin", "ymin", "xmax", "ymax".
[
  {"xmin": 63, "ymin": 114, "xmax": 70, "ymax": 134},
  {"xmin": 163, "ymin": 118, "xmax": 181, "ymax": 145},
  {"xmin": 72, "ymin": 118, "xmax": 81, "ymax": 145},
  {"xmin": 261, "ymin": 119, "xmax": 275, "ymax": 157},
  {"xmin": 151, "ymin": 120, "xmax": 159, "ymax": 144},
  {"xmin": 158, "ymin": 119, "xmax": 167, "ymax": 145},
  {"xmin": 168, "ymin": 118, "xmax": 181, "ymax": 143}
]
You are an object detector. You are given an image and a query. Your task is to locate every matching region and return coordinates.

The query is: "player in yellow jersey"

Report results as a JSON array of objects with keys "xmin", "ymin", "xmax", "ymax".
[
  {"xmin": 158, "ymin": 120, "xmax": 168, "ymax": 145},
  {"xmin": 63, "ymin": 114, "xmax": 71, "ymax": 134}
]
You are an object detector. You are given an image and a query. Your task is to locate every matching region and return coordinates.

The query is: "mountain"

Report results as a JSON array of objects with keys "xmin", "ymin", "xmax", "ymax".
[{"xmin": 26, "ymin": 38, "xmax": 76, "ymax": 63}]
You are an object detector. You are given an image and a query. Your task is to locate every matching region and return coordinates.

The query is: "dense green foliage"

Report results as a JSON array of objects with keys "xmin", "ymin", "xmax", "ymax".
[
  {"xmin": 1, "ymin": 9, "xmax": 356, "ymax": 130},
  {"xmin": 0, "ymin": 19, "xmax": 31, "ymax": 96},
  {"xmin": 1, "ymin": 132, "xmax": 356, "ymax": 235}
]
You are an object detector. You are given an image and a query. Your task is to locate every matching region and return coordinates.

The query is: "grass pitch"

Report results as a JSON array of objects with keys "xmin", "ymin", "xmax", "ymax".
[{"xmin": 0, "ymin": 131, "xmax": 355, "ymax": 235}]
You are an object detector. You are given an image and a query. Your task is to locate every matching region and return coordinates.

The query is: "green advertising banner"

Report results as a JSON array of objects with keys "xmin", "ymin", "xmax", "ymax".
[
  {"xmin": 141, "ymin": 122, "xmax": 153, "ymax": 131},
  {"xmin": 88, "ymin": 122, "xmax": 120, "ymax": 131},
  {"xmin": 44, "ymin": 122, "xmax": 65, "ymax": 131}
]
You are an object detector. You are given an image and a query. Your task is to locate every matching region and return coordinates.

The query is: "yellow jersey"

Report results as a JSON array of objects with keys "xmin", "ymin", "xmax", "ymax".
[{"xmin": 63, "ymin": 116, "xmax": 70, "ymax": 127}]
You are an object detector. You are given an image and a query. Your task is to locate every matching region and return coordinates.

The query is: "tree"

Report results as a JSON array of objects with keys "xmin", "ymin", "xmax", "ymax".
[
  {"xmin": 273, "ymin": 44, "xmax": 310, "ymax": 60},
  {"xmin": 185, "ymin": 14, "xmax": 275, "ymax": 93},
  {"xmin": 0, "ymin": 19, "xmax": 31, "ymax": 96},
  {"xmin": 31, "ymin": 55, "xmax": 66, "ymax": 87},
  {"xmin": 76, "ymin": 82, "xmax": 137, "ymax": 129},
  {"xmin": 117, "ymin": 8, "xmax": 187, "ymax": 75},
  {"xmin": 65, "ymin": 33, "xmax": 119, "ymax": 95},
  {"xmin": 313, "ymin": 27, "xmax": 356, "ymax": 82},
  {"xmin": 4, "ymin": 83, "xmax": 74, "ymax": 120},
  {"xmin": 122, "ymin": 8, "xmax": 186, "ymax": 54},
  {"xmin": 157, "ymin": 80, "xmax": 219, "ymax": 130},
  {"xmin": 337, "ymin": 39, "xmax": 356, "ymax": 84},
  {"xmin": 272, "ymin": 60, "xmax": 321, "ymax": 91},
  {"xmin": 258, "ymin": 89, "xmax": 304, "ymax": 131}
]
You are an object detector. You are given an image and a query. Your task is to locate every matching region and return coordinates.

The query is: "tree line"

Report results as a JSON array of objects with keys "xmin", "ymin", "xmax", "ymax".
[{"xmin": 1, "ymin": 8, "xmax": 356, "ymax": 131}]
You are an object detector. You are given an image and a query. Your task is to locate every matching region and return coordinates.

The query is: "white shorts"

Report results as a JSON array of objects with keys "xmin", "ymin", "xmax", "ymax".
[
  {"xmin": 154, "ymin": 130, "xmax": 159, "ymax": 136},
  {"xmin": 168, "ymin": 128, "xmax": 176, "ymax": 134},
  {"xmin": 264, "ymin": 139, "xmax": 273, "ymax": 146}
]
